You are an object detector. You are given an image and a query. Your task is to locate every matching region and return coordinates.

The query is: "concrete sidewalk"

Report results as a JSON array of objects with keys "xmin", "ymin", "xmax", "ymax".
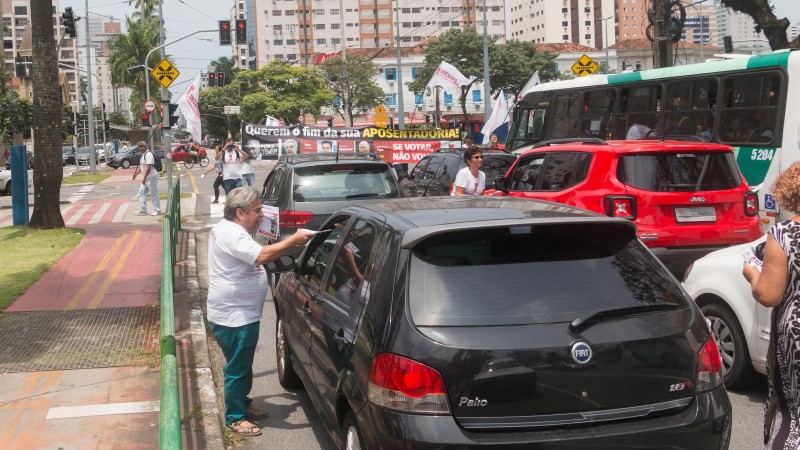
[{"xmin": 0, "ymin": 173, "xmax": 224, "ymax": 449}]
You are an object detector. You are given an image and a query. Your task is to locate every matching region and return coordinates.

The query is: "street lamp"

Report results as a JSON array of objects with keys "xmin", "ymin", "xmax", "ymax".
[{"xmin": 597, "ymin": 16, "xmax": 613, "ymax": 73}]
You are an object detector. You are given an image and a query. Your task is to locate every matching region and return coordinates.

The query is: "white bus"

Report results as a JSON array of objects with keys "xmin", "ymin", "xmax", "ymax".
[{"xmin": 507, "ymin": 50, "xmax": 800, "ymax": 227}]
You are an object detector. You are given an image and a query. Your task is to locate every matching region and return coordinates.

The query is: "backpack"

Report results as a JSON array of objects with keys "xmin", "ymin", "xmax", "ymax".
[{"xmin": 148, "ymin": 151, "xmax": 163, "ymax": 172}]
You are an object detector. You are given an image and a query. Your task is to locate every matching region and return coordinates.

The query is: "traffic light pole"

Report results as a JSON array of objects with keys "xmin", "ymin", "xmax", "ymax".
[{"xmin": 84, "ymin": 0, "xmax": 97, "ymax": 173}]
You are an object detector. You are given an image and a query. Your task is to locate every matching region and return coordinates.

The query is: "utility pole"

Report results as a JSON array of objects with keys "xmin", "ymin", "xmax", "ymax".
[
  {"xmin": 482, "ymin": 0, "xmax": 491, "ymax": 120},
  {"xmin": 394, "ymin": 0, "xmax": 405, "ymax": 129},
  {"xmin": 158, "ymin": 0, "xmax": 173, "ymax": 188},
  {"xmin": 84, "ymin": 0, "xmax": 96, "ymax": 173},
  {"xmin": 653, "ymin": 0, "xmax": 673, "ymax": 69}
]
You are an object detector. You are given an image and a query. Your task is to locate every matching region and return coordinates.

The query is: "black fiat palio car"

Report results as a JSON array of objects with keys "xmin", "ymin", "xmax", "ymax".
[{"xmin": 269, "ymin": 197, "xmax": 732, "ymax": 449}]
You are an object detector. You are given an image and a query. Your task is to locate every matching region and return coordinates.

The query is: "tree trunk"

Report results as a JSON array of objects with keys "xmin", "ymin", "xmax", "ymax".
[
  {"xmin": 29, "ymin": 1, "xmax": 64, "ymax": 228},
  {"xmin": 720, "ymin": 0, "xmax": 790, "ymax": 50}
]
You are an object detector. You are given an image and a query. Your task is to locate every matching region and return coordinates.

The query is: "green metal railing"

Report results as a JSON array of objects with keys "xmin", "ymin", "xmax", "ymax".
[{"xmin": 160, "ymin": 175, "xmax": 181, "ymax": 449}]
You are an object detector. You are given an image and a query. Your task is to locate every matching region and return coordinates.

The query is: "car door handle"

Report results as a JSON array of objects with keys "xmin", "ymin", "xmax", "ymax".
[
  {"xmin": 333, "ymin": 329, "xmax": 347, "ymax": 350},
  {"xmin": 302, "ymin": 302, "xmax": 312, "ymax": 316}
]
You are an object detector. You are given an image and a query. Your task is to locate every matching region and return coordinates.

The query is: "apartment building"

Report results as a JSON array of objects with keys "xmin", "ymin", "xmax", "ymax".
[
  {"xmin": 243, "ymin": 0, "xmax": 506, "ymax": 69},
  {"xmin": 719, "ymin": 7, "xmax": 771, "ymax": 55},
  {"xmin": 509, "ymin": 0, "xmax": 616, "ymax": 50}
]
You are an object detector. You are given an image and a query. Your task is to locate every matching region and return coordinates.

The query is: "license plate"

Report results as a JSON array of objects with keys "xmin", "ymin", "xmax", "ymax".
[{"xmin": 675, "ymin": 207, "xmax": 716, "ymax": 223}]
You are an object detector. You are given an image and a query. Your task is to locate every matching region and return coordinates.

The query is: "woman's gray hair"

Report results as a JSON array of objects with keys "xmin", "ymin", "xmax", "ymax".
[{"xmin": 224, "ymin": 186, "xmax": 260, "ymax": 220}]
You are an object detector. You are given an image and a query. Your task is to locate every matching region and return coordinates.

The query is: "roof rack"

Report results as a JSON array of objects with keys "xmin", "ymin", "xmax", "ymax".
[
  {"xmin": 533, "ymin": 138, "xmax": 607, "ymax": 148},
  {"xmin": 278, "ymin": 152, "xmax": 383, "ymax": 164}
]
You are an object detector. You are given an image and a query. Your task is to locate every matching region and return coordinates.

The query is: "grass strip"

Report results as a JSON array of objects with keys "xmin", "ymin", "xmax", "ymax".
[
  {"xmin": 0, "ymin": 227, "xmax": 85, "ymax": 313},
  {"xmin": 63, "ymin": 172, "xmax": 112, "ymax": 185}
]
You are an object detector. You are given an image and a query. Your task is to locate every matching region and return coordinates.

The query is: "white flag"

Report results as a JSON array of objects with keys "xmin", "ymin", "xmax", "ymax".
[
  {"xmin": 481, "ymin": 90, "xmax": 510, "ymax": 144},
  {"xmin": 265, "ymin": 116, "xmax": 281, "ymax": 126},
  {"xmin": 425, "ymin": 61, "xmax": 471, "ymax": 92},
  {"xmin": 517, "ymin": 71, "xmax": 541, "ymax": 100},
  {"xmin": 178, "ymin": 73, "xmax": 202, "ymax": 143}
]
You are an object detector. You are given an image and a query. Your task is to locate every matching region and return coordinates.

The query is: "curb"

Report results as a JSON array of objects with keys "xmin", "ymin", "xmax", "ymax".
[{"xmin": 184, "ymin": 232, "xmax": 226, "ymax": 449}]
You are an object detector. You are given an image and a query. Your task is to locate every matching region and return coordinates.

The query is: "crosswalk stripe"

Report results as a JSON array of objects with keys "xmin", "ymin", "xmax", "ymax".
[
  {"xmin": 112, "ymin": 203, "xmax": 129, "ymax": 222},
  {"xmin": 66, "ymin": 204, "xmax": 91, "ymax": 225},
  {"xmin": 88, "ymin": 203, "xmax": 110, "ymax": 224}
]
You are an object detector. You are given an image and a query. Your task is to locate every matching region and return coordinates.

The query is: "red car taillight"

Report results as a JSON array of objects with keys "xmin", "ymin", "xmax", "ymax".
[
  {"xmin": 744, "ymin": 192, "xmax": 759, "ymax": 216},
  {"xmin": 368, "ymin": 353, "xmax": 450, "ymax": 414},
  {"xmin": 696, "ymin": 336, "xmax": 723, "ymax": 392},
  {"xmin": 279, "ymin": 210, "xmax": 312, "ymax": 227},
  {"xmin": 603, "ymin": 196, "xmax": 636, "ymax": 220}
]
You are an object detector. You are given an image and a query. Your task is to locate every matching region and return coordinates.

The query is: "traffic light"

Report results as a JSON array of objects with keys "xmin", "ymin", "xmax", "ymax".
[
  {"xmin": 168, "ymin": 104, "xmax": 180, "ymax": 127},
  {"xmin": 235, "ymin": 19, "xmax": 246, "ymax": 44},
  {"xmin": 723, "ymin": 36, "xmax": 733, "ymax": 53},
  {"xmin": 219, "ymin": 20, "xmax": 231, "ymax": 46},
  {"xmin": 208, "ymin": 72, "xmax": 217, "ymax": 87},
  {"xmin": 217, "ymin": 72, "xmax": 226, "ymax": 87},
  {"xmin": 142, "ymin": 113, "xmax": 150, "ymax": 127},
  {"xmin": 62, "ymin": 7, "xmax": 76, "ymax": 39}
]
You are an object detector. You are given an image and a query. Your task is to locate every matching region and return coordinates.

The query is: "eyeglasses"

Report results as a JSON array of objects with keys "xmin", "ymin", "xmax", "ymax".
[{"xmin": 472, "ymin": 155, "xmax": 484, "ymax": 160}]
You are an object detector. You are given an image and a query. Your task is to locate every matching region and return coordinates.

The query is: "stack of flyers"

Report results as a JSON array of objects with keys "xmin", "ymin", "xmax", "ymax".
[{"xmin": 743, "ymin": 249, "xmax": 763, "ymax": 272}]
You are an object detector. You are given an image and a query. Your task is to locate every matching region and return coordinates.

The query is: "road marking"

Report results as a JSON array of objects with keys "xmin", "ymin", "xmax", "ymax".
[
  {"xmin": 65, "ymin": 233, "xmax": 128, "ymax": 310},
  {"xmin": 188, "ymin": 170, "xmax": 199, "ymax": 194},
  {"xmin": 87, "ymin": 229, "xmax": 142, "ymax": 309},
  {"xmin": 46, "ymin": 400, "xmax": 160, "ymax": 420},
  {"xmin": 112, "ymin": 203, "xmax": 129, "ymax": 222},
  {"xmin": 88, "ymin": 202, "xmax": 110, "ymax": 224},
  {"xmin": 65, "ymin": 204, "xmax": 91, "ymax": 225}
]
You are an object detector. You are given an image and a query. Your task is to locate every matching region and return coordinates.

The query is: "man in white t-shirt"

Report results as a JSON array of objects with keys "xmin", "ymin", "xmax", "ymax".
[
  {"xmin": 131, "ymin": 141, "xmax": 162, "ymax": 215},
  {"xmin": 221, "ymin": 138, "xmax": 249, "ymax": 194},
  {"xmin": 207, "ymin": 186, "xmax": 314, "ymax": 436}
]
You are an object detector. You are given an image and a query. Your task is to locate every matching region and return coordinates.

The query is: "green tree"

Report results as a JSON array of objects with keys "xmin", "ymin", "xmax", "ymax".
[
  {"xmin": 319, "ymin": 56, "xmax": 384, "ymax": 126},
  {"xmin": 237, "ymin": 61, "xmax": 335, "ymax": 125},
  {"xmin": 107, "ymin": 16, "xmax": 161, "ymax": 121},
  {"xmin": 492, "ymin": 40, "xmax": 558, "ymax": 99},
  {"xmin": 29, "ymin": 0, "xmax": 64, "ymax": 228},
  {"xmin": 210, "ymin": 56, "xmax": 238, "ymax": 83},
  {"xmin": 128, "ymin": 0, "xmax": 157, "ymax": 19},
  {"xmin": 107, "ymin": 112, "xmax": 130, "ymax": 141},
  {"xmin": 198, "ymin": 76, "xmax": 262, "ymax": 140}
]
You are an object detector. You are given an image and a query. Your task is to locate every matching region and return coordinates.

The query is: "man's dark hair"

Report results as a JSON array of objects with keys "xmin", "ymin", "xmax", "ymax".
[{"xmin": 463, "ymin": 146, "xmax": 482, "ymax": 163}]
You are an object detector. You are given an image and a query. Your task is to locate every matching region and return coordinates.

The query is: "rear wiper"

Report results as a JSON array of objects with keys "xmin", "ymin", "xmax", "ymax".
[
  {"xmin": 346, "ymin": 193, "xmax": 379, "ymax": 200},
  {"xmin": 569, "ymin": 303, "xmax": 681, "ymax": 332}
]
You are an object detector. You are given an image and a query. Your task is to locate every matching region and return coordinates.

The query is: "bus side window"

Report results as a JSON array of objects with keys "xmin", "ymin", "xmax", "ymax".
[
  {"xmin": 548, "ymin": 92, "xmax": 581, "ymax": 139},
  {"xmin": 583, "ymin": 90, "xmax": 615, "ymax": 139},
  {"xmin": 720, "ymin": 73, "xmax": 781, "ymax": 145},
  {"xmin": 615, "ymin": 85, "xmax": 661, "ymax": 139}
]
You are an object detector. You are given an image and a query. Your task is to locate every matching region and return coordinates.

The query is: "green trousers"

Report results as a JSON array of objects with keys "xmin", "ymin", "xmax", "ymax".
[{"xmin": 211, "ymin": 321, "xmax": 260, "ymax": 425}]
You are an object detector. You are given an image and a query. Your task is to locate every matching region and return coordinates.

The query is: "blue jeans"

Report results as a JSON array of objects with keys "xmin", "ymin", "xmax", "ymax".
[
  {"xmin": 211, "ymin": 321, "xmax": 260, "ymax": 425},
  {"xmin": 223, "ymin": 178, "xmax": 242, "ymax": 195},
  {"xmin": 242, "ymin": 173, "xmax": 255, "ymax": 187},
  {"xmin": 138, "ymin": 176, "xmax": 161, "ymax": 213}
]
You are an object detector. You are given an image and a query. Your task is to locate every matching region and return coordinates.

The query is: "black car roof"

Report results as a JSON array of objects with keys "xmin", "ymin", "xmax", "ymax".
[{"xmin": 336, "ymin": 197, "xmax": 635, "ymax": 248}]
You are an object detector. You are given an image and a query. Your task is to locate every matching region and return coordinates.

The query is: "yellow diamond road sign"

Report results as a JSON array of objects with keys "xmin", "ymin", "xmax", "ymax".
[
  {"xmin": 571, "ymin": 54, "xmax": 600, "ymax": 77},
  {"xmin": 374, "ymin": 104, "xmax": 389, "ymax": 129},
  {"xmin": 151, "ymin": 58, "xmax": 180, "ymax": 89}
]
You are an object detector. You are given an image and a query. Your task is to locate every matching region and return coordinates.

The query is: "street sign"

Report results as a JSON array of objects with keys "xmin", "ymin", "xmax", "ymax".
[
  {"xmin": 150, "ymin": 58, "xmax": 180, "ymax": 89},
  {"xmin": 374, "ymin": 104, "xmax": 389, "ymax": 128},
  {"xmin": 571, "ymin": 54, "xmax": 600, "ymax": 77},
  {"xmin": 144, "ymin": 99, "xmax": 156, "ymax": 113},
  {"xmin": 223, "ymin": 105, "xmax": 240, "ymax": 115}
]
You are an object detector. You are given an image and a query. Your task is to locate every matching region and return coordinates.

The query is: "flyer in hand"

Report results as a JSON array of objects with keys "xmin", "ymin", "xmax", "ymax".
[{"xmin": 258, "ymin": 205, "xmax": 279, "ymax": 239}]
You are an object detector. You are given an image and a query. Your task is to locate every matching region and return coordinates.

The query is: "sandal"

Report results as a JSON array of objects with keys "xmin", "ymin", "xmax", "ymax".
[
  {"xmin": 246, "ymin": 404, "xmax": 269, "ymax": 420},
  {"xmin": 227, "ymin": 420, "xmax": 262, "ymax": 436}
]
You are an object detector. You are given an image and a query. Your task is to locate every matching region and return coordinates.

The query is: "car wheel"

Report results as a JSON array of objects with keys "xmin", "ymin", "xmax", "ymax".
[
  {"xmin": 4, "ymin": 183, "xmax": 10, "ymax": 195},
  {"xmin": 276, "ymin": 315, "xmax": 303, "ymax": 388},
  {"xmin": 702, "ymin": 302, "xmax": 757, "ymax": 388},
  {"xmin": 121, "ymin": 159, "xmax": 131, "ymax": 169},
  {"xmin": 341, "ymin": 411, "xmax": 363, "ymax": 450}
]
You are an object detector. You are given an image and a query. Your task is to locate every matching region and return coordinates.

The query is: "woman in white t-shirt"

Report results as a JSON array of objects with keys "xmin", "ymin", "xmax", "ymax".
[{"xmin": 452, "ymin": 145, "xmax": 486, "ymax": 196}]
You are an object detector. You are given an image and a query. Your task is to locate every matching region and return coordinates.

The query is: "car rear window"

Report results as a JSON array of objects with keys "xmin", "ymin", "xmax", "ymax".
[
  {"xmin": 617, "ymin": 152, "xmax": 742, "ymax": 192},
  {"xmin": 408, "ymin": 223, "xmax": 688, "ymax": 327},
  {"xmin": 292, "ymin": 164, "xmax": 400, "ymax": 202}
]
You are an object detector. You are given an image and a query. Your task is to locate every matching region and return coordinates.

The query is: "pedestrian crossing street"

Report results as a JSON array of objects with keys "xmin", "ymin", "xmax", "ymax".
[{"xmin": 0, "ymin": 200, "xmax": 130, "ymax": 227}]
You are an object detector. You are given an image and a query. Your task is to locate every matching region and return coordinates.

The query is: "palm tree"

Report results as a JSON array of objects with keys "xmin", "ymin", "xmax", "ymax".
[
  {"xmin": 108, "ymin": 16, "xmax": 161, "ymax": 121},
  {"xmin": 128, "ymin": 0, "xmax": 157, "ymax": 19},
  {"xmin": 210, "ymin": 56, "xmax": 238, "ymax": 83},
  {"xmin": 29, "ymin": 1, "xmax": 64, "ymax": 228}
]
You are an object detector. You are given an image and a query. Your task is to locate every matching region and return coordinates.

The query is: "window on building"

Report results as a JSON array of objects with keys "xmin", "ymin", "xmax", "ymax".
[
  {"xmin": 13, "ymin": 6, "xmax": 26, "ymax": 15},
  {"xmin": 444, "ymin": 92, "xmax": 453, "ymax": 105},
  {"xmin": 388, "ymin": 93, "xmax": 397, "ymax": 106},
  {"xmin": 315, "ymin": 24, "xmax": 325, "ymax": 30},
  {"xmin": 285, "ymin": 9, "xmax": 294, "ymax": 15},
  {"xmin": 472, "ymin": 90, "xmax": 481, "ymax": 103},
  {"xmin": 415, "ymin": 93, "xmax": 424, "ymax": 104},
  {"xmin": 317, "ymin": 38, "xmax": 326, "ymax": 44},
  {"xmin": 272, "ymin": 10, "xmax": 282, "ymax": 16},
  {"xmin": 274, "ymin": 39, "xmax": 283, "ymax": 45},
  {"xmin": 332, "ymin": 23, "xmax": 340, "ymax": 29},
  {"xmin": 332, "ymin": 38, "xmax": 340, "ymax": 45},
  {"xmin": 385, "ymin": 68, "xmax": 397, "ymax": 81},
  {"xmin": 411, "ymin": 67, "xmax": 417, "ymax": 80}
]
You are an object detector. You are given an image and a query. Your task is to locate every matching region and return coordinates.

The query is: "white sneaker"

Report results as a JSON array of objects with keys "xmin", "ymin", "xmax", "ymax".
[
  {"xmin": 134, "ymin": 210, "xmax": 148, "ymax": 216},
  {"xmin": 151, "ymin": 211, "xmax": 163, "ymax": 216}
]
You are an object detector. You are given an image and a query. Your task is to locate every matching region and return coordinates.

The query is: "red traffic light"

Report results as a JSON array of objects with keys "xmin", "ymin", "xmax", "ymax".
[
  {"xmin": 222, "ymin": 22, "xmax": 230, "ymax": 30},
  {"xmin": 142, "ymin": 113, "xmax": 149, "ymax": 120},
  {"xmin": 237, "ymin": 21, "xmax": 245, "ymax": 30}
]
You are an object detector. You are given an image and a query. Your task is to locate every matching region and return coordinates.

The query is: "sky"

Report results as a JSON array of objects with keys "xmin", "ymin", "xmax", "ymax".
[{"xmin": 60, "ymin": 0, "xmax": 800, "ymax": 98}]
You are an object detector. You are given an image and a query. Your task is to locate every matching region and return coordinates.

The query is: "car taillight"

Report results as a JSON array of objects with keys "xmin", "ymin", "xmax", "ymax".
[
  {"xmin": 696, "ymin": 336, "xmax": 723, "ymax": 392},
  {"xmin": 603, "ymin": 195, "xmax": 636, "ymax": 220},
  {"xmin": 279, "ymin": 210, "xmax": 312, "ymax": 227},
  {"xmin": 744, "ymin": 192, "xmax": 759, "ymax": 216},
  {"xmin": 368, "ymin": 353, "xmax": 450, "ymax": 414}
]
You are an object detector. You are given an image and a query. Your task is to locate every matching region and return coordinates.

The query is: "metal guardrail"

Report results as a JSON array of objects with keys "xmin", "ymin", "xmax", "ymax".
[{"xmin": 160, "ymin": 175, "xmax": 181, "ymax": 449}]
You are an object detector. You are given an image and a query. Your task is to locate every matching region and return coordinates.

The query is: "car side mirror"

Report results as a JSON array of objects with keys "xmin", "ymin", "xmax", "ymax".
[
  {"xmin": 495, "ymin": 177, "xmax": 510, "ymax": 193},
  {"xmin": 267, "ymin": 254, "xmax": 296, "ymax": 273}
]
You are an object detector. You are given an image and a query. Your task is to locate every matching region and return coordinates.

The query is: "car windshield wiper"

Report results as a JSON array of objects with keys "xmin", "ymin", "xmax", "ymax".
[
  {"xmin": 569, "ymin": 303, "xmax": 681, "ymax": 332},
  {"xmin": 346, "ymin": 193, "xmax": 379, "ymax": 200}
]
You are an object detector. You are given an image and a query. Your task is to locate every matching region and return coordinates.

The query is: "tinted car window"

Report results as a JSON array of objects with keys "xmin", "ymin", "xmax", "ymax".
[
  {"xmin": 482, "ymin": 154, "xmax": 516, "ymax": 186},
  {"xmin": 510, "ymin": 155, "xmax": 546, "ymax": 190},
  {"xmin": 408, "ymin": 223, "xmax": 687, "ymax": 327},
  {"xmin": 326, "ymin": 219, "xmax": 377, "ymax": 314},
  {"xmin": 409, "ymin": 158, "xmax": 430, "ymax": 179},
  {"xmin": 617, "ymin": 152, "xmax": 742, "ymax": 192},
  {"xmin": 293, "ymin": 164, "xmax": 400, "ymax": 202},
  {"xmin": 304, "ymin": 224, "xmax": 347, "ymax": 289},
  {"xmin": 539, "ymin": 152, "xmax": 592, "ymax": 191},
  {"xmin": 422, "ymin": 157, "xmax": 444, "ymax": 180}
]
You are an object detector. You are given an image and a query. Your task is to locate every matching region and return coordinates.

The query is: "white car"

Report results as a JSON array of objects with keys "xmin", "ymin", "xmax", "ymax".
[
  {"xmin": 682, "ymin": 236, "xmax": 769, "ymax": 388},
  {"xmin": 0, "ymin": 170, "xmax": 10, "ymax": 195}
]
